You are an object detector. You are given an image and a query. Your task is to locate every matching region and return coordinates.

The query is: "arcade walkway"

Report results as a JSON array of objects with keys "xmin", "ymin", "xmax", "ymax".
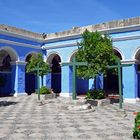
[{"xmin": 0, "ymin": 95, "xmax": 137, "ymax": 140}]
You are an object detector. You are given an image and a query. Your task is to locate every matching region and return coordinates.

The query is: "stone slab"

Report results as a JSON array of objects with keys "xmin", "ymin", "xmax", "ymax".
[{"xmin": 0, "ymin": 94, "xmax": 139, "ymax": 140}]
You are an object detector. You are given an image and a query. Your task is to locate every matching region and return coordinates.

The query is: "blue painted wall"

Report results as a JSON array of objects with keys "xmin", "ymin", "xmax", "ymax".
[
  {"xmin": 76, "ymin": 78, "xmax": 89, "ymax": 94},
  {"xmin": 0, "ymin": 33, "xmax": 42, "ymax": 62},
  {"xmin": 1, "ymin": 27, "xmax": 140, "ymax": 99},
  {"xmin": 0, "ymin": 33, "xmax": 42, "ymax": 96},
  {"xmin": 45, "ymin": 29, "xmax": 140, "ymax": 99},
  {"xmin": 0, "ymin": 43, "xmax": 41, "ymax": 61},
  {"xmin": 0, "ymin": 34, "xmax": 41, "ymax": 45},
  {"xmin": 69, "ymin": 66, "xmax": 89, "ymax": 94}
]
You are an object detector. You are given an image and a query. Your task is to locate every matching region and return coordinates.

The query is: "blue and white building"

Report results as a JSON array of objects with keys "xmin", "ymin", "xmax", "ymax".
[{"xmin": 0, "ymin": 17, "xmax": 140, "ymax": 103}]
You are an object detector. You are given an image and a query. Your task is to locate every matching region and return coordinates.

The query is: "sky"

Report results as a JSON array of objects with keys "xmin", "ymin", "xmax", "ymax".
[{"xmin": 0, "ymin": 0, "xmax": 140, "ymax": 34}]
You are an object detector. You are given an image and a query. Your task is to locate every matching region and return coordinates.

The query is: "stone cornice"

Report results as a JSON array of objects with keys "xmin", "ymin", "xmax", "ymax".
[
  {"xmin": 10, "ymin": 61, "xmax": 27, "ymax": 65},
  {"xmin": 42, "ymin": 42, "xmax": 77, "ymax": 50},
  {"xmin": 42, "ymin": 34, "xmax": 140, "ymax": 50},
  {"xmin": 1, "ymin": 16, "xmax": 140, "ymax": 43},
  {"xmin": 113, "ymin": 35, "xmax": 140, "ymax": 42},
  {"xmin": 0, "ymin": 71, "xmax": 11, "ymax": 74},
  {"xmin": 0, "ymin": 25, "xmax": 43, "ymax": 42},
  {"xmin": 121, "ymin": 59, "xmax": 138, "ymax": 64},
  {"xmin": 45, "ymin": 17, "xmax": 140, "ymax": 42},
  {"xmin": 0, "ymin": 38, "xmax": 41, "ymax": 49}
]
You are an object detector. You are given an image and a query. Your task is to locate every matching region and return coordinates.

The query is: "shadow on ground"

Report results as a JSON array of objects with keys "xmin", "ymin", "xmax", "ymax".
[
  {"xmin": 0, "ymin": 101, "xmax": 18, "ymax": 107},
  {"xmin": 110, "ymin": 98, "xmax": 119, "ymax": 104}
]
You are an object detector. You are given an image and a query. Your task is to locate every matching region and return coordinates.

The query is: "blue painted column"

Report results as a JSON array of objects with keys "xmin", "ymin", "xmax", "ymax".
[
  {"xmin": 11, "ymin": 62, "xmax": 16, "ymax": 95},
  {"xmin": 89, "ymin": 79, "xmax": 94, "ymax": 90},
  {"xmin": 88, "ymin": 74, "xmax": 103, "ymax": 91},
  {"xmin": 95, "ymin": 74, "xmax": 104, "ymax": 89},
  {"xmin": 11, "ymin": 61, "xmax": 27, "ymax": 96},
  {"xmin": 42, "ymin": 49, "xmax": 51, "ymax": 88},
  {"xmin": 122, "ymin": 63, "xmax": 137, "ymax": 102},
  {"xmin": 61, "ymin": 66, "xmax": 72, "ymax": 97},
  {"xmin": 45, "ymin": 73, "xmax": 51, "ymax": 88}
]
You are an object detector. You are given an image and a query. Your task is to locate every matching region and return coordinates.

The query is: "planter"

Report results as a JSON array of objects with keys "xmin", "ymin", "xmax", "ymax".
[
  {"xmin": 43, "ymin": 93, "xmax": 56, "ymax": 100},
  {"xmin": 86, "ymin": 98, "xmax": 110, "ymax": 107},
  {"xmin": 108, "ymin": 95, "xmax": 119, "ymax": 104}
]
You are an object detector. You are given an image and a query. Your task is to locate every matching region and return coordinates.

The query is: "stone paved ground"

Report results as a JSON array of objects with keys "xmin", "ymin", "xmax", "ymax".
[{"xmin": 0, "ymin": 95, "xmax": 139, "ymax": 140}]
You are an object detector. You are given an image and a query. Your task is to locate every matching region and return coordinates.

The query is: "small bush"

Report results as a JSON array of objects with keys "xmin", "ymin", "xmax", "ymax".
[
  {"xmin": 86, "ymin": 89, "xmax": 105, "ymax": 99},
  {"xmin": 40, "ymin": 86, "xmax": 51, "ymax": 94},
  {"xmin": 133, "ymin": 112, "xmax": 140, "ymax": 139}
]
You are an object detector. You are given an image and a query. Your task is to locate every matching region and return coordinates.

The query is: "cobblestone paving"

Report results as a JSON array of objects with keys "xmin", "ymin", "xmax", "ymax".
[{"xmin": 0, "ymin": 95, "xmax": 138, "ymax": 140}]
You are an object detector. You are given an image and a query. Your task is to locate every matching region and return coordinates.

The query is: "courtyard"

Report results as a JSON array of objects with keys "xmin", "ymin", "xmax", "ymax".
[{"xmin": 0, "ymin": 94, "xmax": 138, "ymax": 140}]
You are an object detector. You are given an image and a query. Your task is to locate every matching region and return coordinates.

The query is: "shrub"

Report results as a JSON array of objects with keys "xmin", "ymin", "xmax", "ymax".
[
  {"xmin": 40, "ymin": 86, "xmax": 51, "ymax": 94},
  {"xmin": 133, "ymin": 112, "xmax": 140, "ymax": 139},
  {"xmin": 86, "ymin": 89, "xmax": 105, "ymax": 99}
]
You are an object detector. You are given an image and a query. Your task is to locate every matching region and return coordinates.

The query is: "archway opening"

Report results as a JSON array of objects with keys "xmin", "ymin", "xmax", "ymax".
[
  {"xmin": 135, "ymin": 49, "xmax": 140, "ymax": 71},
  {"xmin": 47, "ymin": 54, "xmax": 61, "ymax": 93},
  {"xmin": 0, "ymin": 49, "xmax": 17, "ymax": 96},
  {"xmin": 104, "ymin": 49, "xmax": 122, "ymax": 95},
  {"xmin": 135, "ymin": 49, "xmax": 140, "ymax": 98},
  {"xmin": 25, "ymin": 53, "xmax": 36, "ymax": 95}
]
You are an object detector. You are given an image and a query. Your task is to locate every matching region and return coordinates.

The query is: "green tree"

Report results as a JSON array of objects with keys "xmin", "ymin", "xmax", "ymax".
[
  {"xmin": 76, "ymin": 30, "xmax": 118, "ymax": 79},
  {"xmin": 26, "ymin": 53, "xmax": 51, "ymax": 86}
]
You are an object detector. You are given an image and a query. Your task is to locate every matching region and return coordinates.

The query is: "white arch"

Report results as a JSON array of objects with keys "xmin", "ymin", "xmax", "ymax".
[
  {"xmin": 68, "ymin": 49, "xmax": 78, "ymax": 62},
  {"xmin": 113, "ymin": 47, "xmax": 125, "ymax": 60},
  {"xmin": 132, "ymin": 46, "xmax": 140, "ymax": 60},
  {"xmin": 0, "ymin": 46, "xmax": 19, "ymax": 61},
  {"xmin": 46, "ymin": 51, "xmax": 62, "ymax": 64},
  {"xmin": 24, "ymin": 51, "xmax": 39, "ymax": 61}
]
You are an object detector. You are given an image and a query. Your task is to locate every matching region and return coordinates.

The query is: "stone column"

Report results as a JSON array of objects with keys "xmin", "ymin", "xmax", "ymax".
[
  {"xmin": 11, "ymin": 61, "xmax": 27, "ymax": 96},
  {"xmin": 42, "ymin": 49, "xmax": 51, "ymax": 88},
  {"xmin": 122, "ymin": 63, "xmax": 137, "ymax": 103}
]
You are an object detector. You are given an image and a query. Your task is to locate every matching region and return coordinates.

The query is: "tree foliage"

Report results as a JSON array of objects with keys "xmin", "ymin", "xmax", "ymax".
[
  {"xmin": 76, "ymin": 30, "xmax": 118, "ymax": 79},
  {"xmin": 26, "ymin": 53, "xmax": 50, "ymax": 76}
]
